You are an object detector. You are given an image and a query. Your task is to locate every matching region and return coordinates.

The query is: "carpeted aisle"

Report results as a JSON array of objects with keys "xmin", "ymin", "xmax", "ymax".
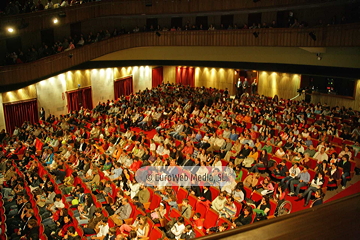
[
  {"xmin": 324, "ymin": 180, "xmax": 360, "ymax": 203},
  {"xmin": 131, "ymin": 127, "xmax": 157, "ymax": 140}
]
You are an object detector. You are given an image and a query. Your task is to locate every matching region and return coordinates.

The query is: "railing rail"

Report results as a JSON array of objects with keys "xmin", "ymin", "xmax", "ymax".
[
  {"xmin": 1, "ymin": 23, "xmax": 359, "ymax": 87},
  {"xmin": 0, "ymin": 0, "xmax": 339, "ymax": 34}
]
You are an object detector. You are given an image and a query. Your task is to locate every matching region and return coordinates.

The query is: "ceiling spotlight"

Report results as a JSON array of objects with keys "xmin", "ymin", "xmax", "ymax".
[
  {"xmin": 7, "ymin": 27, "xmax": 14, "ymax": 33},
  {"xmin": 53, "ymin": 18, "xmax": 59, "ymax": 24}
]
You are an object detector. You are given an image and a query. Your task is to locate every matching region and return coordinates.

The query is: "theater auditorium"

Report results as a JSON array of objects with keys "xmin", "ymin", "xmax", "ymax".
[{"xmin": 0, "ymin": 0, "xmax": 360, "ymax": 239}]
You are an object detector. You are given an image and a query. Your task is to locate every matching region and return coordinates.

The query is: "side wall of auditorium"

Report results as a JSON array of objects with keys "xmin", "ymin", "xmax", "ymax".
[{"xmin": 0, "ymin": 66, "xmax": 359, "ymax": 132}]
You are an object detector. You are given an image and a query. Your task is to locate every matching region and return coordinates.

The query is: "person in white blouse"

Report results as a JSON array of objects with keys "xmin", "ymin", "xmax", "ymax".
[
  {"xmin": 196, "ymin": 161, "xmax": 209, "ymax": 176},
  {"xmin": 161, "ymin": 144, "xmax": 170, "ymax": 156},
  {"xmin": 338, "ymin": 146, "xmax": 352, "ymax": 160},
  {"xmin": 275, "ymin": 147, "xmax": 286, "ymax": 158},
  {"xmin": 167, "ymin": 217, "xmax": 185, "ymax": 240},
  {"xmin": 149, "ymin": 139, "xmax": 156, "ymax": 151},
  {"xmin": 128, "ymin": 179, "xmax": 140, "ymax": 199},
  {"xmin": 212, "ymin": 155, "xmax": 222, "ymax": 168},
  {"xmin": 156, "ymin": 142, "xmax": 165, "ymax": 156}
]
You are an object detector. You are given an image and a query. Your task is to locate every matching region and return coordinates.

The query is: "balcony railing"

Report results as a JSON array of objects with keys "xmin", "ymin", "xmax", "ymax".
[
  {"xmin": 1, "ymin": 23, "xmax": 359, "ymax": 88},
  {"xmin": 0, "ymin": 0, "xmax": 338, "ymax": 34}
]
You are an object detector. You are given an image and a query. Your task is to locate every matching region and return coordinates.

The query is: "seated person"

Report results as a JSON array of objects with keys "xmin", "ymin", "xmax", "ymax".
[
  {"xmin": 166, "ymin": 217, "xmax": 185, "ymax": 239},
  {"xmin": 253, "ymin": 195, "xmax": 271, "ymax": 222},
  {"xmin": 110, "ymin": 198, "xmax": 132, "ymax": 226},
  {"xmin": 120, "ymin": 215, "xmax": 149, "ymax": 238},
  {"xmin": 297, "ymin": 172, "xmax": 325, "ymax": 207},
  {"xmin": 180, "ymin": 224, "xmax": 196, "ymax": 240},
  {"xmin": 288, "ymin": 166, "xmax": 311, "ymax": 197},
  {"xmin": 255, "ymin": 177, "xmax": 274, "ymax": 196},
  {"xmin": 191, "ymin": 213, "xmax": 204, "ymax": 230},
  {"xmin": 211, "ymin": 191, "xmax": 227, "ymax": 213},
  {"xmin": 233, "ymin": 205, "xmax": 253, "ymax": 227},
  {"xmin": 220, "ymin": 196, "xmax": 237, "ymax": 220},
  {"xmin": 310, "ymin": 189, "xmax": 325, "ymax": 208},
  {"xmin": 206, "ymin": 222, "xmax": 228, "ymax": 234},
  {"xmin": 82, "ymin": 208, "xmax": 104, "ymax": 235},
  {"xmin": 243, "ymin": 172, "xmax": 260, "ymax": 190}
]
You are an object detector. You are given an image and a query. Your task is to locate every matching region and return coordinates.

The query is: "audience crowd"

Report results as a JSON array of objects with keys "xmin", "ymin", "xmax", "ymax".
[
  {"xmin": 1, "ymin": 0, "xmax": 99, "ymax": 15},
  {"xmin": 0, "ymin": 83, "xmax": 358, "ymax": 240},
  {"xmin": 2, "ymin": 9, "xmax": 353, "ymax": 66}
]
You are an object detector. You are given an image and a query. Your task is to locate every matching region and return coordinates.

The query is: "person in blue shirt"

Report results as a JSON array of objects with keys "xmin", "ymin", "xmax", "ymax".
[
  {"xmin": 288, "ymin": 166, "xmax": 311, "ymax": 196},
  {"xmin": 109, "ymin": 162, "xmax": 123, "ymax": 181},
  {"xmin": 229, "ymin": 129, "xmax": 239, "ymax": 141},
  {"xmin": 44, "ymin": 148, "xmax": 54, "ymax": 165}
]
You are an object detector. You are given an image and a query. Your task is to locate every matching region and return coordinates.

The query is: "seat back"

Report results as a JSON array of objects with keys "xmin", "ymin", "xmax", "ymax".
[
  {"xmin": 209, "ymin": 186, "xmax": 220, "ymax": 201},
  {"xmin": 149, "ymin": 226, "xmax": 164, "ymax": 240},
  {"xmin": 217, "ymin": 217, "xmax": 232, "ymax": 230},
  {"xmin": 176, "ymin": 187, "xmax": 189, "ymax": 204},
  {"xmin": 194, "ymin": 227, "xmax": 205, "ymax": 237},
  {"xmin": 203, "ymin": 208, "xmax": 219, "ymax": 229},
  {"xmin": 188, "ymin": 194, "xmax": 198, "ymax": 210},
  {"xmin": 149, "ymin": 193, "xmax": 162, "ymax": 211},
  {"xmin": 169, "ymin": 208, "xmax": 182, "ymax": 219},
  {"xmin": 195, "ymin": 201, "xmax": 209, "ymax": 218}
]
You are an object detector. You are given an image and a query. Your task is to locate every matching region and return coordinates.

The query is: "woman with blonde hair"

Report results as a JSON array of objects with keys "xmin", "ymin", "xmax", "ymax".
[
  {"xmin": 120, "ymin": 215, "xmax": 150, "ymax": 238},
  {"xmin": 243, "ymin": 172, "xmax": 260, "ymax": 190}
]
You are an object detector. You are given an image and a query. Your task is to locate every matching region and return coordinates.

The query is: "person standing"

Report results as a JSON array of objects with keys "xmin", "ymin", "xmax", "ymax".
[
  {"xmin": 235, "ymin": 78, "xmax": 242, "ymax": 97},
  {"xmin": 39, "ymin": 107, "xmax": 45, "ymax": 121},
  {"xmin": 251, "ymin": 79, "xmax": 258, "ymax": 95},
  {"xmin": 243, "ymin": 78, "xmax": 249, "ymax": 94}
]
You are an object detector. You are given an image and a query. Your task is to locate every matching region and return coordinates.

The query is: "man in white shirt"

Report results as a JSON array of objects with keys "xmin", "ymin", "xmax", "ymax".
[
  {"xmin": 313, "ymin": 147, "xmax": 329, "ymax": 164},
  {"xmin": 211, "ymin": 191, "xmax": 227, "ymax": 213},
  {"xmin": 93, "ymin": 217, "xmax": 109, "ymax": 240},
  {"xmin": 49, "ymin": 194, "xmax": 65, "ymax": 213},
  {"xmin": 294, "ymin": 142, "xmax": 304, "ymax": 154},
  {"xmin": 281, "ymin": 163, "xmax": 301, "ymax": 188},
  {"xmin": 207, "ymin": 134, "xmax": 225, "ymax": 153}
]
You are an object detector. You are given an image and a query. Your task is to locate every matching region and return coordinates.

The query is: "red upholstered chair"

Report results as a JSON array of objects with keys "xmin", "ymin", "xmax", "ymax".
[
  {"xmin": 194, "ymin": 227, "xmax": 205, "ymax": 237},
  {"xmin": 217, "ymin": 217, "xmax": 232, "ymax": 230},
  {"xmin": 188, "ymin": 194, "xmax": 198, "ymax": 211},
  {"xmin": 209, "ymin": 186, "xmax": 220, "ymax": 201},
  {"xmin": 176, "ymin": 187, "xmax": 189, "ymax": 204},
  {"xmin": 165, "ymin": 208, "xmax": 182, "ymax": 221},
  {"xmin": 149, "ymin": 226, "xmax": 165, "ymax": 240},
  {"xmin": 195, "ymin": 201, "xmax": 209, "ymax": 219},
  {"xmin": 203, "ymin": 208, "xmax": 219, "ymax": 231},
  {"xmin": 146, "ymin": 193, "xmax": 162, "ymax": 212}
]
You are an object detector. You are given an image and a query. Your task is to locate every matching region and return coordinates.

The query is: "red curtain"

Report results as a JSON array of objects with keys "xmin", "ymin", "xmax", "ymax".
[
  {"xmin": 114, "ymin": 76, "xmax": 133, "ymax": 100},
  {"xmin": 176, "ymin": 67, "xmax": 195, "ymax": 87},
  {"xmin": 66, "ymin": 87, "xmax": 93, "ymax": 112},
  {"xmin": 152, "ymin": 67, "xmax": 163, "ymax": 88},
  {"xmin": 3, "ymin": 99, "xmax": 38, "ymax": 134}
]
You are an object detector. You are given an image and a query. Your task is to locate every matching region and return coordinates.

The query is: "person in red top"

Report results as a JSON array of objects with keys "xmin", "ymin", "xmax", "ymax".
[
  {"xmin": 54, "ymin": 214, "xmax": 74, "ymax": 239},
  {"xmin": 156, "ymin": 119, "xmax": 170, "ymax": 133},
  {"xmin": 181, "ymin": 142, "xmax": 194, "ymax": 156},
  {"xmin": 129, "ymin": 157, "xmax": 142, "ymax": 173},
  {"xmin": 191, "ymin": 213, "xmax": 204, "ymax": 230}
]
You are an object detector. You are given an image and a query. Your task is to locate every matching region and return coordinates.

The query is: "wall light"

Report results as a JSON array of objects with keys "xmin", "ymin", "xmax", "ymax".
[
  {"xmin": 53, "ymin": 18, "xmax": 59, "ymax": 24},
  {"xmin": 7, "ymin": 27, "xmax": 14, "ymax": 33}
]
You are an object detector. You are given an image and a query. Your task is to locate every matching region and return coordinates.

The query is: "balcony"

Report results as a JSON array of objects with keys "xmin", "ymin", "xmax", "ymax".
[
  {"xmin": 0, "ymin": 0, "xmax": 340, "ymax": 34},
  {"xmin": 0, "ymin": 23, "xmax": 359, "ymax": 88}
]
